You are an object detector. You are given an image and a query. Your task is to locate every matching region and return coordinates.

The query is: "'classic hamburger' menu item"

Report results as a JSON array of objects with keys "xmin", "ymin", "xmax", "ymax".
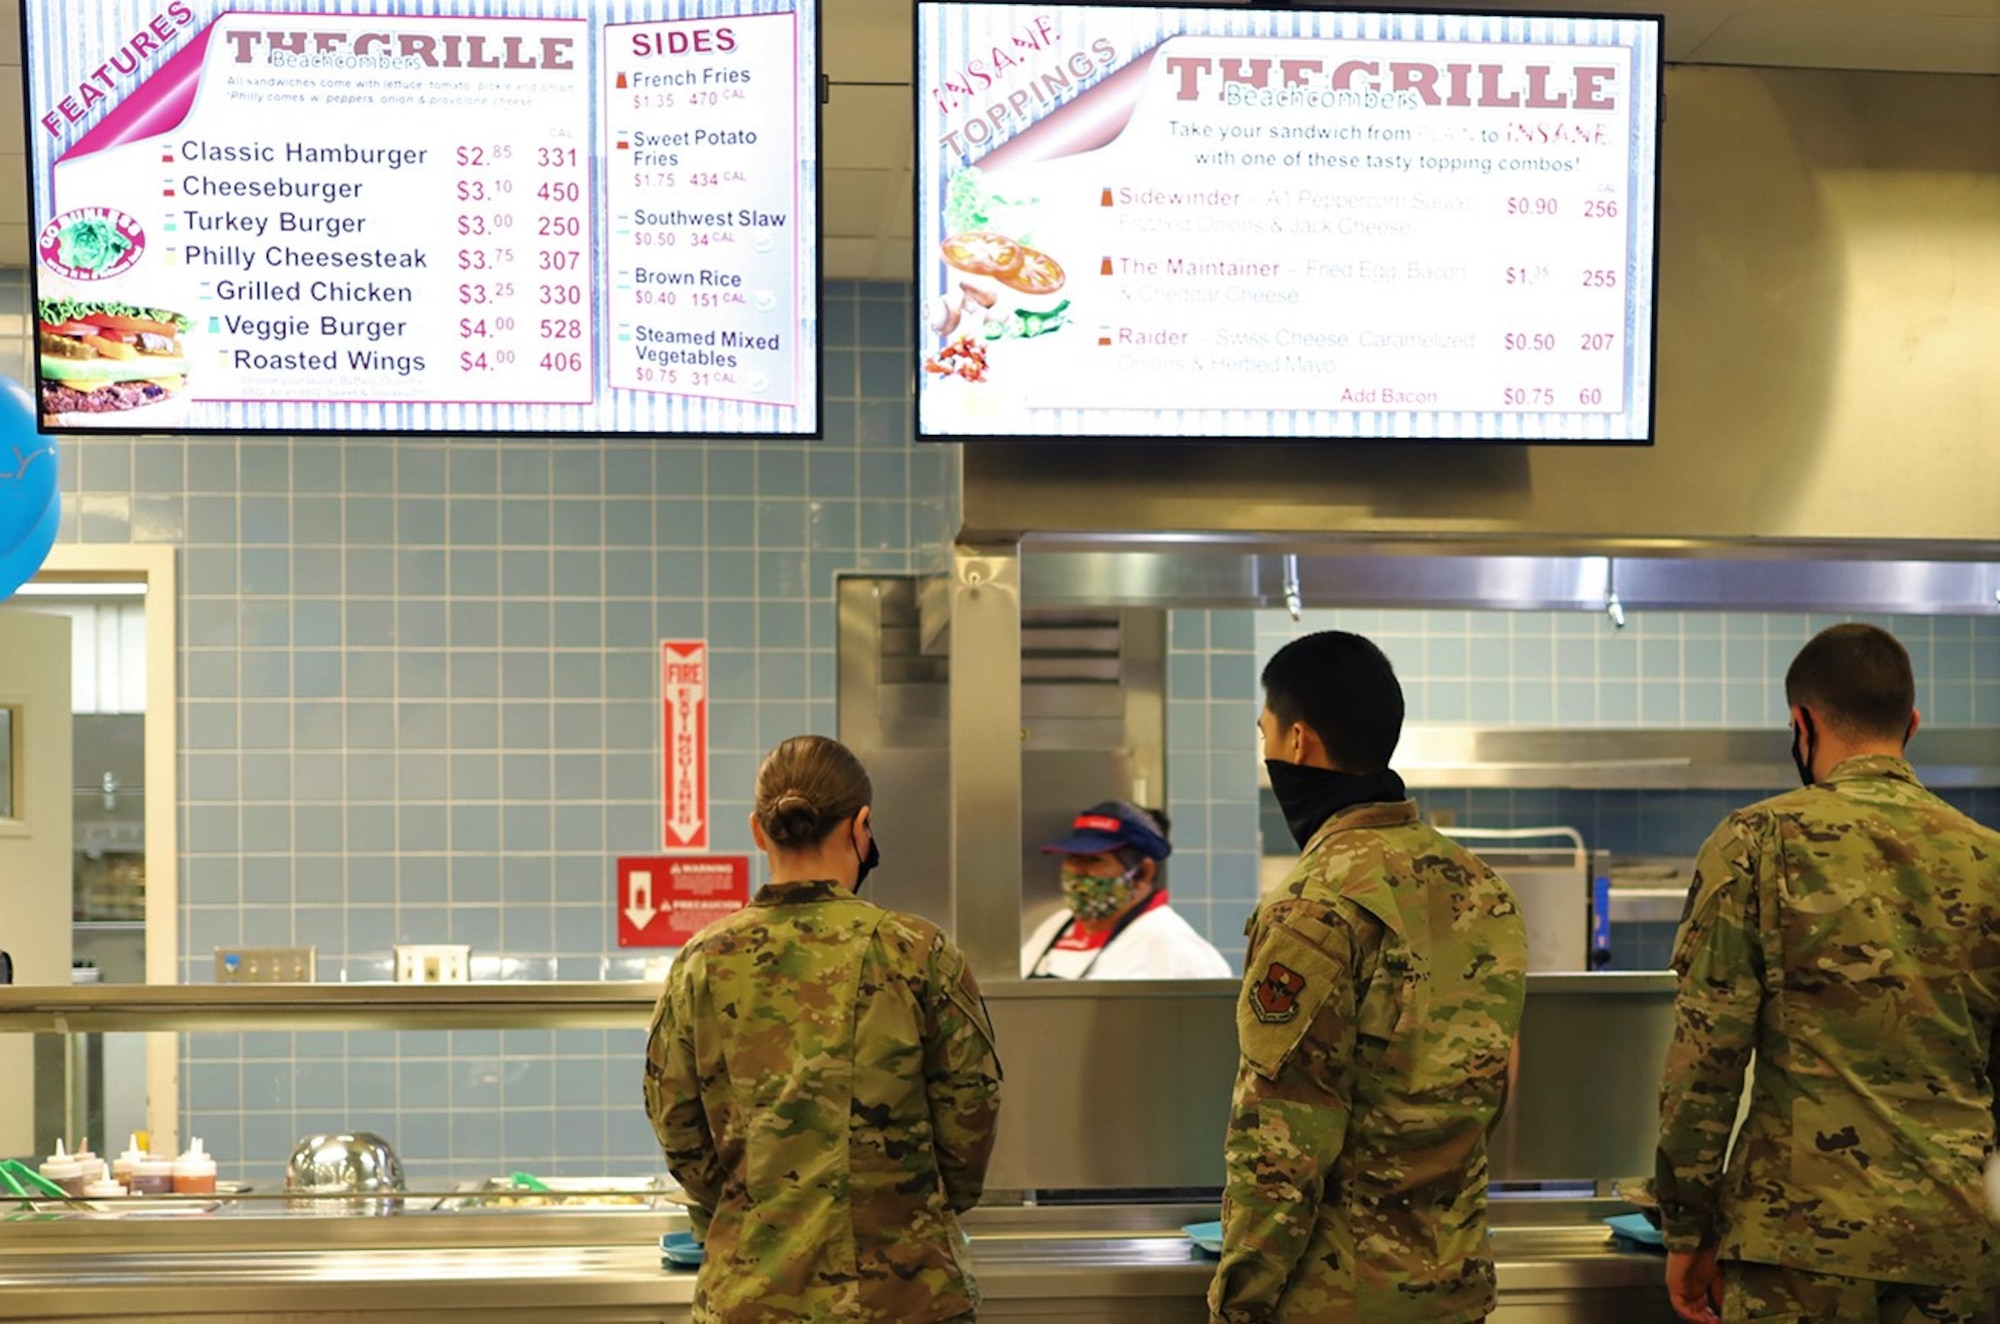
[
  {"xmin": 21, "ymin": 1, "xmax": 819, "ymax": 436},
  {"xmin": 916, "ymin": 5, "xmax": 1662, "ymax": 444}
]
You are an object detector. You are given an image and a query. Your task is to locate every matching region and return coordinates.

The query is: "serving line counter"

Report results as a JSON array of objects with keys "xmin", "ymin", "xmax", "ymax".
[
  {"xmin": 0, "ymin": 1200, "xmax": 1677, "ymax": 1323},
  {"xmin": 0, "ymin": 978, "xmax": 1685, "ymax": 1322}
]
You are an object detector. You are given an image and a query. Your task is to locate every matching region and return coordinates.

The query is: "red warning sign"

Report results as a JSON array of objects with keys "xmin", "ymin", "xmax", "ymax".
[
  {"xmin": 617, "ymin": 856, "xmax": 750, "ymax": 948},
  {"xmin": 661, "ymin": 640, "xmax": 708, "ymax": 850}
]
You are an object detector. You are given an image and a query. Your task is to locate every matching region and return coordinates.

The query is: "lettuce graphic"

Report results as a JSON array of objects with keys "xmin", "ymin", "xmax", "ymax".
[
  {"xmin": 37, "ymin": 298, "xmax": 186, "ymax": 331},
  {"xmin": 943, "ymin": 168, "xmax": 1040, "ymax": 247},
  {"xmin": 55, "ymin": 219, "xmax": 132, "ymax": 273}
]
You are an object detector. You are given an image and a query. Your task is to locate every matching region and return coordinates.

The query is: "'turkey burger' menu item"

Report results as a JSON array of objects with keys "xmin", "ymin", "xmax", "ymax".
[{"xmin": 22, "ymin": 1, "xmax": 818, "ymax": 435}]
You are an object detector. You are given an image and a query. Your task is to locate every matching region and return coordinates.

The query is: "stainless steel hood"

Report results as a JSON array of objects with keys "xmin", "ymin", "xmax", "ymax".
[
  {"xmin": 1398, "ymin": 726, "xmax": 2000, "ymax": 790},
  {"xmin": 1019, "ymin": 549, "xmax": 2000, "ymax": 616}
]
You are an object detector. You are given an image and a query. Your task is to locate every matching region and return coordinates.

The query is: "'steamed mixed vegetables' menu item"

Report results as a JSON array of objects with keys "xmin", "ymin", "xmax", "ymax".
[
  {"xmin": 23, "ymin": 1, "xmax": 819, "ymax": 435},
  {"xmin": 916, "ymin": 5, "xmax": 1662, "ymax": 443}
]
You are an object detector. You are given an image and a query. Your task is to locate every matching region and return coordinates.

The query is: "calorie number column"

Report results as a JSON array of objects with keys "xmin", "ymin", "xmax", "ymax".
[{"xmin": 602, "ymin": 15, "xmax": 802, "ymax": 409}]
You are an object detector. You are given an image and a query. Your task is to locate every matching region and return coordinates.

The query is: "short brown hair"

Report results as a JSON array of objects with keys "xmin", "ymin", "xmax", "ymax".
[
  {"xmin": 753, "ymin": 735, "xmax": 873, "ymax": 850},
  {"xmin": 1784, "ymin": 623, "xmax": 1915, "ymax": 740}
]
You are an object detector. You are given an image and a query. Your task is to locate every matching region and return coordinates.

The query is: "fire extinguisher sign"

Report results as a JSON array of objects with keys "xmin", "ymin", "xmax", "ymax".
[{"xmin": 661, "ymin": 640, "xmax": 709, "ymax": 851}]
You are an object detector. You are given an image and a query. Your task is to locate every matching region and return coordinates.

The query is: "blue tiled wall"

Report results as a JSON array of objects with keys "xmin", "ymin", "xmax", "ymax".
[
  {"xmin": 1256, "ymin": 609, "xmax": 2000, "ymax": 730},
  {"xmin": 10, "ymin": 272, "xmax": 957, "ymax": 1182},
  {"xmin": 1161, "ymin": 610, "xmax": 1262, "ymax": 969}
]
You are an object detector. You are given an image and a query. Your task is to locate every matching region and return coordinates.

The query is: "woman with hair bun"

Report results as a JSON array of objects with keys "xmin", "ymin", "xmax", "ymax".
[{"xmin": 645, "ymin": 734, "xmax": 1003, "ymax": 1323}]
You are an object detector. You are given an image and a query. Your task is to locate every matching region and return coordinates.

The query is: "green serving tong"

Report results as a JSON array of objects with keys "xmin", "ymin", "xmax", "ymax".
[
  {"xmin": 509, "ymin": 1170, "xmax": 553, "ymax": 1192},
  {"xmin": 0, "ymin": 1159, "xmax": 72, "ymax": 1203}
]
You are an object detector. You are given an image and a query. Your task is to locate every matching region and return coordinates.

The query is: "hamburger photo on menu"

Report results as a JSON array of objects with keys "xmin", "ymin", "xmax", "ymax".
[{"xmin": 38, "ymin": 297, "xmax": 191, "ymax": 428}]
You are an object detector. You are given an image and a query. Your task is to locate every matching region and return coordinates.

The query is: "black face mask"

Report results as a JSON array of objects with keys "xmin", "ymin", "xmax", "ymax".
[
  {"xmin": 853, "ymin": 825, "xmax": 882, "ymax": 891},
  {"xmin": 1265, "ymin": 759, "xmax": 1407, "ymax": 851},
  {"xmin": 1790, "ymin": 709, "xmax": 1817, "ymax": 787}
]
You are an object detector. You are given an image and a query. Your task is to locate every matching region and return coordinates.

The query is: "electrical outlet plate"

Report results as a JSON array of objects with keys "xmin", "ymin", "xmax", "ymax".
[
  {"xmin": 214, "ymin": 946, "xmax": 316, "ymax": 983},
  {"xmin": 393, "ymin": 945, "xmax": 472, "ymax": 984}
]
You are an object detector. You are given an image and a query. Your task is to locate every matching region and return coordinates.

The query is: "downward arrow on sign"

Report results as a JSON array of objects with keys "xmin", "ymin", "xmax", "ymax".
[{"xmin": 625, "ymin": 868, "xmax": 658, "ymax": 932}]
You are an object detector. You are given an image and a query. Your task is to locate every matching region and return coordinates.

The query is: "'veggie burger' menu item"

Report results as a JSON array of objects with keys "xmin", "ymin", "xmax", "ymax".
[
  {"xmin": 916, "ymin": 6, "xmax": 1662, "ymax": 443},
  {"xmin": 22, "ymin": 0, "xmax": 818, "ymax": 435}
]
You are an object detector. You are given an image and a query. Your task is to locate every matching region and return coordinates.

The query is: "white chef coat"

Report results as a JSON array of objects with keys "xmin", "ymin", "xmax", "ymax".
[{"xmin": 1019, "ymin": 892, "xmax": 1234, "ymax": 980}]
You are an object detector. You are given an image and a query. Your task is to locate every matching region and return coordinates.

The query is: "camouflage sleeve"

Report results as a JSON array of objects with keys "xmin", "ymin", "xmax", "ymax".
[
  {"xmin": 923, "ymin": 936, "xmax": 1003, "ymax": 1214},
  {"xmin": 1988, "ymin": 1021, "xmax": 2000, "ymax": 1142},
  {"xmin": 644, "ymin": 964, "xmax": 723, "ymax": 1239},
  {"xmin": 1209, "ymin": 903, "xmax": 1362, "ymax": 1324},
  {"xmin": 1655, "ymin": 815, "xmax": 1765, "ymax": 1253}
]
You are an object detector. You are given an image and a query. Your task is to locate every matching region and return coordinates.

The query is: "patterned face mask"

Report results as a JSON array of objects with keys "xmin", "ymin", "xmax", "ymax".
[{"xmin": 1061, "ymin": 864, "xmax": 1140, "ymax": 920}]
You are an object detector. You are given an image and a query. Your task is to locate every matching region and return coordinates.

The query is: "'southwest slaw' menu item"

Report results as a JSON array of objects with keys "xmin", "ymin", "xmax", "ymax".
[
  {"xmin": 916, "ymin": 6, "xmax": 1661, "ymax": 443},
  {"xmin": 22, "ymin": 0, "xmax": 818, "ymax": 435}
]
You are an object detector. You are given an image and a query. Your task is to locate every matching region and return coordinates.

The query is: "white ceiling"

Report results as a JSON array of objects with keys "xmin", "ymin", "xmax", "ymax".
[{"xmin": 1, "ymin": 1, "xmax": 1995, "ymax": 278}]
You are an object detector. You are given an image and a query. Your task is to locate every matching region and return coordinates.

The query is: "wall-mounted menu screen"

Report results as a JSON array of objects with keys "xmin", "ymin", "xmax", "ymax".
[
  {"xmin": 21, "ymin": 1, "xmax": 818, "ymax": 436},
  {"xmin": 916, "ymin": 5, "xmax": 1661, "ymax": 443}
]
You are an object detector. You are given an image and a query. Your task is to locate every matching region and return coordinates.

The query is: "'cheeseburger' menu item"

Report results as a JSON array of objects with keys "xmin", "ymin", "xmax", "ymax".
[
  {"xmin": 916, "ymin": 4, "xmax": 1663, "ymax": 444},
  {"xmin": 20, "ymin": 0, "xmax": 820, "ymax": 436},
  {"xmin": 38, "ymin": 298, "xmax": 191, "ymax": 428}
]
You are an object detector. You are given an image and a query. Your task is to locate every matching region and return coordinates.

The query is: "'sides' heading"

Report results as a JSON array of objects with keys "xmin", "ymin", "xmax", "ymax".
[{"xmin": 628, "ymin": 26, "xmax": 739, "ymax": 58}]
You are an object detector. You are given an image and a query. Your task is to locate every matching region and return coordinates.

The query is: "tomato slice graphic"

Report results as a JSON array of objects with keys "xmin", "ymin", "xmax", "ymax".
[
  {"xmin": 1000, "ymin": 247, "xmax": 1066, "ymax": 296},
  {"xmin": 940, "ymin": 231, "xmax": 1023, "ymax": 278}
]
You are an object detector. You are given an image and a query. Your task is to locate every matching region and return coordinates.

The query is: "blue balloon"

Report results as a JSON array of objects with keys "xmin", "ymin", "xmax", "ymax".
[
  {"xmin": 0, "ymin": 487, "xmax": 59, "ymax": 605},
  {"xmin": 0, "ymin": 375, "xmax": 59, "ymax": 601}
]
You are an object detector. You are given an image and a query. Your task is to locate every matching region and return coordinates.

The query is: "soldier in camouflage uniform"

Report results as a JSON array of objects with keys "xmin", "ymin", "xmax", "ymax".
[
  {"xmin": 1212, "ymin": 631, "xmax": 1528, "ymax": 1324},
  {"xmin": 1656, "ymin": 624, "xmax": 2000, "ymax": 1324},
  {"xmin": 645, "ymin": 735, "xmax": 1003, "ymax": 1323}
]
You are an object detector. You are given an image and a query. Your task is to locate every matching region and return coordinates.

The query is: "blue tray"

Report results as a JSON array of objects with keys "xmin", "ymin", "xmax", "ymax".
[
  {"xmin": 1604, "ymin": 1213, "xmax": 1665, "ymax": 1251},
  {"xmin": 660, "ymin": 1231, "xmax": 705, "ymax": 1268},
  {"xmin": 1183, "ymin": 1220, "xmax": 1224, "ymax": 1257}
]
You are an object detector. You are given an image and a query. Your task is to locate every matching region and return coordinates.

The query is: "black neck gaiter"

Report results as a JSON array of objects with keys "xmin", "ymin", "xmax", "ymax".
[{"xmin": 1265, "ymin": 761, "xmax": 1408, "ymax": 850}]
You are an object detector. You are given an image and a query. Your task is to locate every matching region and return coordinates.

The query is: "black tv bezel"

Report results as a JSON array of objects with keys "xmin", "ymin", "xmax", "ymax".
[
  {"xmin": 17, "ymin": 0, "xmax": 828, "ymax": 440},
  {"xmin": 910, "ymin": 0, "xmax": 1665, "ymax": 447}
]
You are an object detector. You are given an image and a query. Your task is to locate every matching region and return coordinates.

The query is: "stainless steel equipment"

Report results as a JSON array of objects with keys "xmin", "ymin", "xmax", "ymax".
[
  {"xmin": 838, "ymin": 575, "xmax": 1165, "ymax": 951},
  {"xmin": 0, "ymin": 1201, "xmax": 1697, "ymax": 1323},
  {"xmin": 286, "ymin": 1132, "xmax": 405, "ymax": 1215},
  {"xmin": 0, "ymin": 979, "xmax": 1763, "ymax": 1322},
  {"xmin": 980, "ymin": 971, "xmax": 1675, "ymax": 1192}
]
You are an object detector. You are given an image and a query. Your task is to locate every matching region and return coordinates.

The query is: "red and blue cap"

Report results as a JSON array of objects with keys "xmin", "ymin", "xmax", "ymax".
[{"xmin": 1040, "ymin": 801, "xmax": 1171, "ymax": 861}]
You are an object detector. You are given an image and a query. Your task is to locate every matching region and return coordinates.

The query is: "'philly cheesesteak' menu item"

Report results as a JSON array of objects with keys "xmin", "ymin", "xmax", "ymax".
[
  {"xmin": 23, "ymin": 0, "xmax": 818, "ymax": 435},
  {"xmin": 916, "ymin": 5, "xmax": 1662, "ymax": 444}
]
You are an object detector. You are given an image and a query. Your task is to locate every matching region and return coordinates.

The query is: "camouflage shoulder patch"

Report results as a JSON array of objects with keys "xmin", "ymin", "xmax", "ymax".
[{"xmin": 1238, "ymin": 920, "xmax": 1350, "ymax": 1079}]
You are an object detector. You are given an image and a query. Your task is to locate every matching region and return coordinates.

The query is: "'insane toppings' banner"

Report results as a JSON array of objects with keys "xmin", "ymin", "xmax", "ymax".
[
  {"xmin": 23, "ymin": 0, "xmax": 819, "ymax": 437},
  {"xmin": 914, "ymin": 5, "xmax": 1663, "ymax": 445}
]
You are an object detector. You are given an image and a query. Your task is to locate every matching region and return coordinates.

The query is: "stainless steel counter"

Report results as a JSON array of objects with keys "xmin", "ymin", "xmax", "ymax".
[{"xmin": 0, "ymin": 1203, "xmax": 1679, "ymax": 1323}]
